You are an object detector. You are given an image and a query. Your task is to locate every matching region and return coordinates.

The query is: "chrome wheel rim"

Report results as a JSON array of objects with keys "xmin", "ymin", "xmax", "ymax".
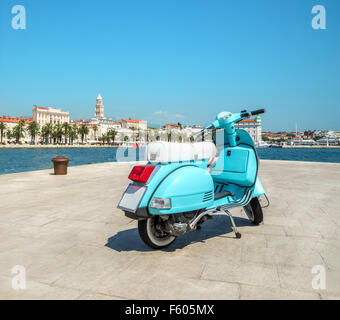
[{"xmin": 146, "ymin": 217, "xmax": 175, "ymax": 247}]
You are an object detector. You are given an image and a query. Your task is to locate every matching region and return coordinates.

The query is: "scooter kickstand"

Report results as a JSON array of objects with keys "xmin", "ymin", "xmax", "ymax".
[{"xmin": 224, "ymin": 209, "xmax": 241, "ymax": 239}]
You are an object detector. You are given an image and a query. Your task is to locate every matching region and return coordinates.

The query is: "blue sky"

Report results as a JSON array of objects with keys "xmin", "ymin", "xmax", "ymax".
[{"xmin": 0, "ymin": 0, "xmax": 339, "ymax": 131}]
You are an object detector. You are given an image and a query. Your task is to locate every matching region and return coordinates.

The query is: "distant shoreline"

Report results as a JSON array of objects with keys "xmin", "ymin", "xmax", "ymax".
[
  {"xmin": 281, "ymin": 145, "xmax": 340, "ymax": 149},
  {"xmin": 0, "ymin": 144, "xmax": 122, "ymax": 149},
  {"xmin": 1, "ymin": 144, "xmax": 340, "ymax": 150}
]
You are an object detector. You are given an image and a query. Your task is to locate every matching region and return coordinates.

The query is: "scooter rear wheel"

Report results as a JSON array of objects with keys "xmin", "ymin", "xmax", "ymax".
[
  {"xmin": 244, "ymin": 197, "xmax": 263, "ymax": 225},
  {"xmin": 138, "ymin": 217, "xmax": 176, "ymax": 249}
]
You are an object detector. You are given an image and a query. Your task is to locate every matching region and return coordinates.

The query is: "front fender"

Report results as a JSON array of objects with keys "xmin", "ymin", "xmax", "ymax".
[
  {"xmin": 253, "ymin": 178, "xmax": 265, "ymax": 198},
  {"xmin": 149, "ymin": 165, "xmax": 214, "ymax": 215}
]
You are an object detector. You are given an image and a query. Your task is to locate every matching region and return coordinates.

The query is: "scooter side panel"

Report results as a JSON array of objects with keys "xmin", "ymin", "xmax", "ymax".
[
  {"xmin": 135, "ymin": 160, "xmax": 209, "ymax": 209},
  {"xmin": 148, "ymin": 165, "xmax": 214, "ymax": 215}
]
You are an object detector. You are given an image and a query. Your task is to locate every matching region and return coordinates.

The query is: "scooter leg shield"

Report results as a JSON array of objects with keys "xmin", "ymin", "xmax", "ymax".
[{"xmin": 253, "ymin": 178, "xmax": 266, "ymax": 198}]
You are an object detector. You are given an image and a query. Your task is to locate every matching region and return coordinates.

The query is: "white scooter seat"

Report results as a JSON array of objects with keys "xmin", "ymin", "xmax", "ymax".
[{"xmin": 147, "ymin": 141, "xmax": 216, "ymax": 164}]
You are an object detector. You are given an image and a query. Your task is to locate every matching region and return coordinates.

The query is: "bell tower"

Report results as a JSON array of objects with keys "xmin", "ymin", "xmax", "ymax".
[{"xmin": 94, "ymin": 94, "xmax": 104, "ymax": 119}]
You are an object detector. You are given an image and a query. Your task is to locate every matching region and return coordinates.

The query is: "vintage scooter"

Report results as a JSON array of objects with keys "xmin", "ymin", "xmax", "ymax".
[{"xmin": 118, "ymin": 109, "xmax": 267, "ymax": 249}]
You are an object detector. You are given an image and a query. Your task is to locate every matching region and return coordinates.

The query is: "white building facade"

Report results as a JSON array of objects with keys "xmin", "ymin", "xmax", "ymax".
[
  {"xmin": 234, "ymin": 116, "xmax": 262, "ymax": 145},
  {"xmin": 121, "ymin": 119, "xmax": 147, "ymax": 131},
  {"xmin": 32, "ymin": 105, "xmax": 69, "ymax": 126},
  {"xmin": 0, "ymin": 116, "xmax": 32, "ymax": 143}
]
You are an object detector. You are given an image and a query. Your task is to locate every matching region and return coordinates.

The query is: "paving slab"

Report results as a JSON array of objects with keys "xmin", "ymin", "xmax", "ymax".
[{"xmin": 0, "ymin": 160, "xmax": 339, "ymax": 299}]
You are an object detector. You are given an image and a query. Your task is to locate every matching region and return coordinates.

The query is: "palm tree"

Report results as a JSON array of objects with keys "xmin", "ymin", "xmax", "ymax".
[
  {"xmin": 50, "ymin": 126, "xmax": 59, "ymax": 144},
  {"xmin": 106, "ymin": 132, "xmax": 111, "ymax": 144},
  {"xmin": 62, "ymin": 122, "xmax": 70, "ymax": 144},
  {"xmin": 12, "ymin": 126, "xmax": 23, "ymax": 144},
  {"xmin": 190, "ymin": 136, "xmax": 194, "ymax": 143},
  {"xmin": 6, "ymin": 129, "xmax": 12, "ymax": 143},
  {"xmin": 41, "ymin": 123, "xmax": 53, "ymax": 144},
  {"xmin": 108, "ymin": 129, "xmax": 117, "ymax": 145},
  {"xmin": 93, "ymin": 125, "xmax": 98, "ymax": 142},
  {"xmin": 72, "ymin": 123, "xmax": 79, "ymax": 144},
  {"xmin": 68, "ymin": 125, "xmax": 78, "ymax": 145},
  {"xmin": 13, "ymin": 119, "xmax": 26, "ymax": 143},
  {"xmin": 18, "ymin": 119, "xmax": 25, "ymax": 128},
  {"xmin": 27, "ymin": 121, "xmax": 40, "ymax": 144},
  {"xmin": 78, "ymin": 125, "xmax": 89, "ymax": 144},
  {"xmin": 130, "ymin": 127, "xmax": 137, "ymax": 141},
  {"xmin": 146, "ymin": 129, "xmax": 151, "ymax": 142},
  {"xmin": 100, "ymin": 134, "xmax": 108, "ymax": 145},
  {"xmin": 167, "ymin": 132, "xmax": 171, "ymax": 142},
  {"xmin": 0, "ymin": 122, "xmax": 7, "ymax": 144},
  {"xmin": 135, "ymin": 130, "xmax": 140, "ymax": 142},
  {"xmin": 54, "ymin": 124, "xmax": 63, "ymax": 144}
]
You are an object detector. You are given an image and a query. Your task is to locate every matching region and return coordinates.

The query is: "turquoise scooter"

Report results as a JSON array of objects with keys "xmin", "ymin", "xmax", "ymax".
[{"xmin": 118, "ymin": 109, "xmax": 267, "ymax": 249}]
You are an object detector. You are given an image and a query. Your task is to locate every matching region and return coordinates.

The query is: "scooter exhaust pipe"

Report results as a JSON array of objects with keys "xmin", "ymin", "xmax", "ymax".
[{"xmin": 171, "ymin": 222, "xmax": 188, "ymax": 235}]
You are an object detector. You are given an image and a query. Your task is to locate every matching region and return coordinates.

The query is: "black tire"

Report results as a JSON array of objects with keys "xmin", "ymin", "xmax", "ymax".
[
  {"xmin": 245, "ymin": 197, "xmax": 263, "ymax": 225},
  {"xmin": 138, "ymin": 217, "xmax": 176, "ymax": 249}
]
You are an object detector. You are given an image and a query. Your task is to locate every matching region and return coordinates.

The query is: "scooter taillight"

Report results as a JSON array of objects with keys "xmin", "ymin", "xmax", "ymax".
[{"xmin": 128, "ymin": 165, "xmax": 156, "ymax": 184}]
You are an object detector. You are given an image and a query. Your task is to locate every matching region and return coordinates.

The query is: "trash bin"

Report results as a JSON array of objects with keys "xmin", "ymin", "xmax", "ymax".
[{"xmin": 51, "ymin": 156, "xmax": 70, "ymax": 175}]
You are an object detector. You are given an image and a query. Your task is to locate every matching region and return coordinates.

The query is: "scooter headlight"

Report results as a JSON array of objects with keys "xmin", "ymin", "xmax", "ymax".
[{"xmin": 150, "ymin": 197, "xmax": 171, "ymax": 209}]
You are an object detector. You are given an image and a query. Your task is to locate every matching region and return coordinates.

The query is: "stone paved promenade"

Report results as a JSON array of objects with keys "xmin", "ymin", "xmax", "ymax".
[{"xmin": 0, "ymin": 160, "xmax": 339, "ymax": 299}]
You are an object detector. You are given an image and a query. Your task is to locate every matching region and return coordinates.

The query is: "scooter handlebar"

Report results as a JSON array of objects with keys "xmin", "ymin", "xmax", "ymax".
[
  {"xmin": 193, "ymin": 124, "xmax": 215, "ymax": 141},
  {"xmin": 193, "ymin": 129, "xmax": 205, "ymax": 141},
  {"xmin": 250, "ymin": 109, "xmax": 266, "ymax": 116},
  {"xmin": 194, "ymin": 111, "xmax": 265, "ymax": 139}
]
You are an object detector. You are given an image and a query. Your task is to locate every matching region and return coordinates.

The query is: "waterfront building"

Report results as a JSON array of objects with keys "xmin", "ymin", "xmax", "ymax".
[
  {"xmin": 94, "ymin": 94, "xmax": 105, "ymax": 119},
  {"xmin": 32, "ymin": 105, "xmax": 69, "ymax": 126},
  {"xmin": 315, "ymin": 138, "xmax": 340, "ymax": 146},
  {"xmin": 91, "ymin": 118, "xmax": 121, "ymax": 128},
  {"xmin": 313, "ymin": 130, "xmax": 338, "ymax": 139},
  {"xmin": 72, "ymin": 118, "xmax": 123, "ymax": 144},
  {"xmin": 234, "ymin": 116, "xmax": 262, "ymax": 145},
  {"xmin": 122, "ymin": 118, "xmax": 147, "ymax": 131},
  {"xmin": 163, "ymin": 123, "xmax": 180, "ymax": 130},
  {"xmin": 155, "ymin": 124, "xmax": 208, "ymax": 143},
  {"xmin": 69, "ymin": 94, "xmax": 146, "ymax": 144},
  {"xmin": 89, "ymin": 117, "xmax": 121, "ymax": 129},
  {"xmin": 262, "ymin": 132, "xmax": 290, "ymax": 142},
  {"xmin": 91, "ymin": 120, "xmax": 122, "ymax": 142},
  {"xmin": 289, "ymin": 139, "xmax": 317, "ymax": 146},
  {"xmin": 0, "ymin": 116, "xmax": 33, "ymax": 143},
  {"xmin": 0, "ymin": 116, "xmax": 32, "ymax": 126}
]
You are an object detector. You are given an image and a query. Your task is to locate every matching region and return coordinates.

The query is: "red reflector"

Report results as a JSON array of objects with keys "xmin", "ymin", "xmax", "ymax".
[
  {"xmin": 207, "ymin": 157, "xmax": 215, "ymax": 168},
  {"xmin": 128, "ymin": 165, "xmax": 156, "ymax": 183}
]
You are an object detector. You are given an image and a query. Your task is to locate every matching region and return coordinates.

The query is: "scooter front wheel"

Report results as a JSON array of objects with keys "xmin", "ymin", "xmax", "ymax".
[
  {"xmin": 138, "ymin": 217, "xmax": 176, "ymax": 249},
  {"xmin": 244, "ymin": 197, "xmax": 264, "ymax": 225}
]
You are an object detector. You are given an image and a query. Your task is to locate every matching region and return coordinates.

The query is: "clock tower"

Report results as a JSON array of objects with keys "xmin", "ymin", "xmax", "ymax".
[{"xmin": 94, "ymin": 94, "xmax": 105, "ymax": 119}]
